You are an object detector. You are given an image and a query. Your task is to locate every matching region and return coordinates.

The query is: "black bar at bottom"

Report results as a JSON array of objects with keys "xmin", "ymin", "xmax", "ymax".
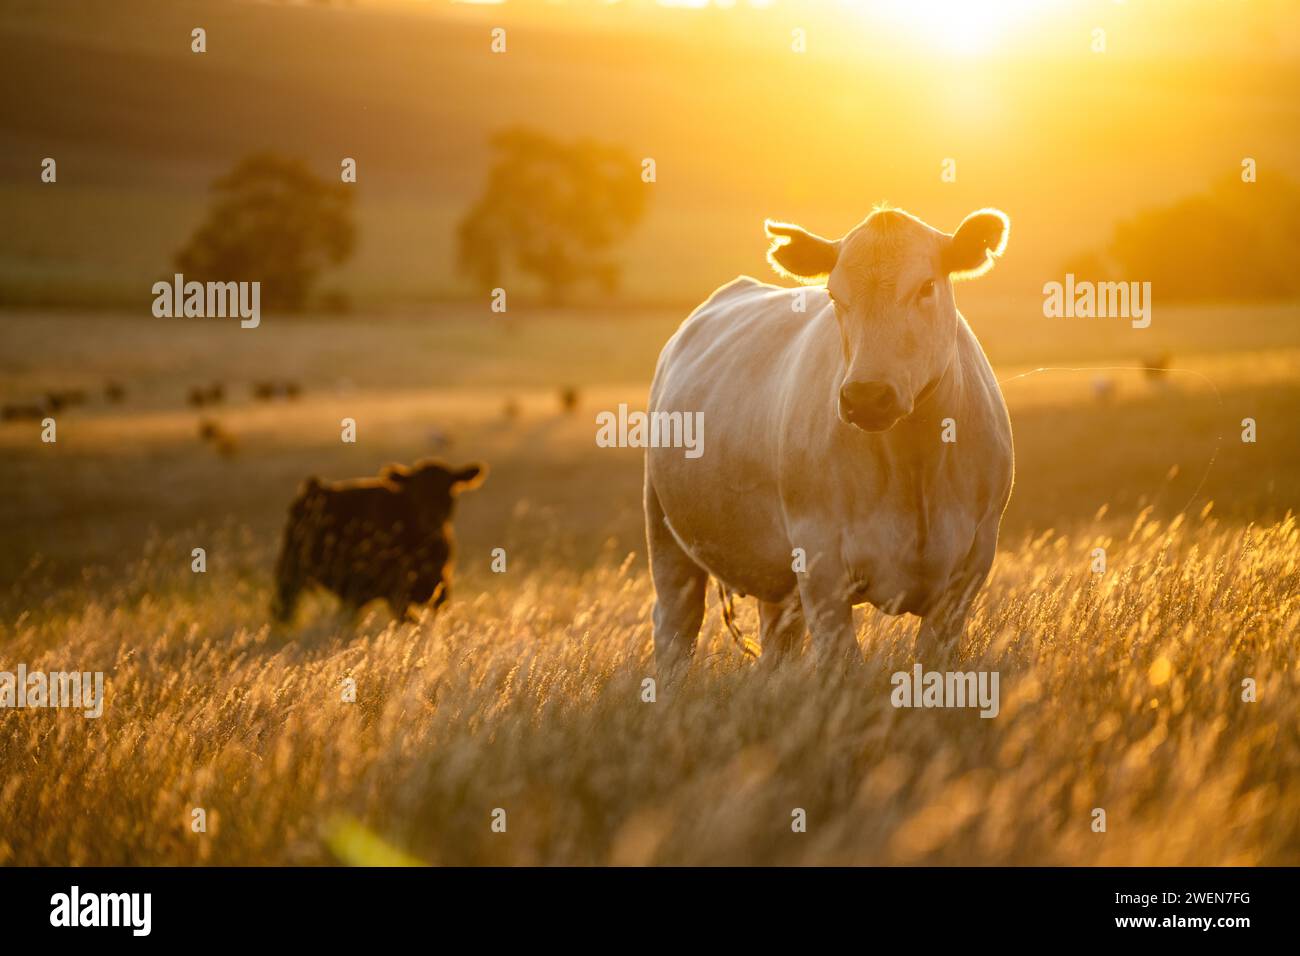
[{"xmin": 0, "ymin": 866, "xmax": 1277, "ymax": 941}]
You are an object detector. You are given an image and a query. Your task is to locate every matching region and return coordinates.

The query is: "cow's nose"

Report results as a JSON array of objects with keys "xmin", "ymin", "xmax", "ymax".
[{"xmin": 839, "ymin": 381, "xmax": 901, "ymax": 427}]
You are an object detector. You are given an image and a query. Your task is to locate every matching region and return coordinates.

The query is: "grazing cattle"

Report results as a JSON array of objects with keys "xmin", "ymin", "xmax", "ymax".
[
  {"xmin": 645, "ymin": 207, "xmax": 1014, "ymax": 668},
  {"xmin": 559, "ymin": 386, "xmax": 580, "ymax": 414},
  {"xmin": 46, "ymin": 389, "xmax": 86, "ymax": 411},
  {"xmin": 188, "ymin": 383, "xmax": 224, "ymax": 407},
  {"xmin": 1, "ymin": 403, "xmax": 46, "ymax": 422},
  {"xmin": 272, "ymin": 458, "xmax": 487, "ymax": 623},
  {"xmin": 252, "ymin": 380, "xmax": 300, "ymax": 401},
  {"xmin": 213, "ymin": 432, "xmax": 239, "ymax": 458},
  {"xmin": 104, "ymin": 381, "xmax": 127, "ymax": 403},
  {"xmin": 502, "ymin": 397, "xmax": 521, "ymax": 421},
  {"xmin": 197, "ymin": 418, "xmax": 238, "ymax": 456}
]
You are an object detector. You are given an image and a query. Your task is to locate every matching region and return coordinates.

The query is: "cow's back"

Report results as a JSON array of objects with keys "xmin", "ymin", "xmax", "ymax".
[
  {"xmin": 650, "ymin": 276, "xmax": 833, "ymax": 426},
  {"xmin": 295, "ymin": 481, "xmax": 439, "ymax": 599},
  {"xmin": 647, "ymin": 277, "xmax": 836, "ymax": 601}
]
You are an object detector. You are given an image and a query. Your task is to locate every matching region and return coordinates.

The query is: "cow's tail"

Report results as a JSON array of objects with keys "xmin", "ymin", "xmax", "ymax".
[{"xmin": 717, "ymin": 580, "xmax": 761, "ymax": 658}]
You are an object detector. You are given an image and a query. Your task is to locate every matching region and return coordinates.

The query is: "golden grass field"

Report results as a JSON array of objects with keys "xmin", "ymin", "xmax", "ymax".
[
  {"xmin": 2, "ymin": 511, "xmax": 1297, "ymax": 866},
  {"xmin": 1, "ymin": 304, "xmax": 1298, "ymax": 865}
]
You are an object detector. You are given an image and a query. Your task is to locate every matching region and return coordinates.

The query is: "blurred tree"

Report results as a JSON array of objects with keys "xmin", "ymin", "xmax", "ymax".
[
  {"xmin": 457, "ymin": 128, "xmax": 648, "ymax": 304},
  {"xmin": 175, "ymin": 153, "xmax": 356, "ymax": 312},
  {"xmin": 1067, "ymin": 174, "xmax": 1300, "ymax": 301}
]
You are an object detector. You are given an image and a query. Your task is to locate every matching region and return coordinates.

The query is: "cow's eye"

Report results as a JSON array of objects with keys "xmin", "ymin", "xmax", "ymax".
[{"xmin": 918, "ymin": 279, "xmax": 935, "ymax": 301}]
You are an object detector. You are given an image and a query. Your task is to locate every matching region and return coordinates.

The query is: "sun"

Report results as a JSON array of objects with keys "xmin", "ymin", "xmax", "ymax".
[{"xmin": 869, "ymin": 0, "xmax": 1066, "ymax": 56}]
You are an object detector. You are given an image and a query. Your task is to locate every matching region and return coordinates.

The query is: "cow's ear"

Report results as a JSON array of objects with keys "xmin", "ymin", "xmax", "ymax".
[
  {"xmin": 765, "ymin": 220, "xmax": 840, "ymax": 284},
  {"xmin": 451, "ymin": 462, "xmax": 487, "ymax": 490},
  {"xmin": 380, "ymin": 463, "xmax": 411, "ymax": 482},
  {"xmin": 944, "ymin": 208, "xmax": 1009, "ymax": 279}
]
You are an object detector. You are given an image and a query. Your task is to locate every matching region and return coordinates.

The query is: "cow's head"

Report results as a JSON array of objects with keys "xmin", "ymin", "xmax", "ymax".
[
  {"xmin": 765, "ymin": 207, "xmax": 1008, "ymax": 432},
  {"xmin": 381, "ymin": 458, "xmax": 488, "ymax": 525}
]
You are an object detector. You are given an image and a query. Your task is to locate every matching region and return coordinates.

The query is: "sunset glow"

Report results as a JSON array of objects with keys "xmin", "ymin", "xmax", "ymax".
[{"xmin": 868, "ymin": 0, "xmax": 1068, "ymax": 55}]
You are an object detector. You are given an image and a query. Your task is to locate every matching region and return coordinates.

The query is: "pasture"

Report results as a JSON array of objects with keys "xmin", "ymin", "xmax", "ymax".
[{"xmin": 1, "ymin": 302, "xmax": 1297, "ymax": 865}]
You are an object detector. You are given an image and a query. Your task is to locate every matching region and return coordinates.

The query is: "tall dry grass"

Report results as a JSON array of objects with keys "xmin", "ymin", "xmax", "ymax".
[{"xmin": 1, "ymin": 506, "xmax": 1296, "ymax": 865}]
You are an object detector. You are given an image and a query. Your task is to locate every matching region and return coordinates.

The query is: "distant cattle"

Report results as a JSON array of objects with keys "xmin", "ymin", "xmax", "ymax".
[
  {"xmin": 5, "ymin": 389, "xmax": 89, "ymax": 419},
  {"xmin": 252, "ymin": 380, "xmax": 301, "ymax": 401},
  {"xmin": 44, "ymin": 389, "xmax": 86, "ymax": 413},
  {"xmin": 646, "ymin": 207, "xmax": 1014, "ymax": 669},
  {"xmin": 197, "ymin": 418, "xmax": 238, "ymax": 457},
  {"xmin": 213, "ymin": 432, "xmax": 239, "ymax": 458},
  {"xmin": 53, "ymin": 389, "xmax": 86, "ymax": 406},
  {"xmin": 1, "ymin": 403, "xmax": 47, "ymax": 422},
  {"xmin": 104, "ymin": 381, "xmax": 127, "ymax": 403},
  {"xmin": 272, "ymin": 458, "xmax": 487, "ymax": 623},
  {"xmin": 559, "ymin": 386, "xmax": 580, "ymax": 414},
  {"xmin": 502, "ymin": 398, "xmax": 521, "ymax": 421},
  {"xmin": 188, "ymin": 383, "xmax": 224, "ymax": 407}
]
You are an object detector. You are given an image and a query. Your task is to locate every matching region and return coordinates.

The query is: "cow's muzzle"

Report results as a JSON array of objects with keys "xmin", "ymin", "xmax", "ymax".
[{"xmin": 838, "ymin": 381, "xmax": 908, "ymax": 432}]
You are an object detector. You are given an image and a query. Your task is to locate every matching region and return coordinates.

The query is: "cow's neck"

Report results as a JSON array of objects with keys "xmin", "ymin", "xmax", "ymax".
[
  {"xmin": 867, "ymin": 346, "xmax": 967, "ymax": 562},
  {"xmin": 888, "ymin": 340, "xmax": 966, "ymax": 464}
]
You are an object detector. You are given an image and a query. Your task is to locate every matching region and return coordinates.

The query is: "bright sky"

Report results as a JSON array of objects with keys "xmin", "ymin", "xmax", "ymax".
[
  {"xmin": 422, "ymin": 0, "xmax": 1298, "ymax": 61},
  {"xmin": 865, "ymin": 0, "xmax": 1073, "ymax": 55}
]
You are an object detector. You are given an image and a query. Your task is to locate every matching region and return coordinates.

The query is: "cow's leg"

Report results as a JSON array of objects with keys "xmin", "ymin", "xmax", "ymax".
[
  {"xmin": 916, "ymin": 595, "xmax": 971, "ymax": 669},
  {"xmin": 271, "ymin": 569, "xmax": 301, "ymax": 624},
  {"xmin": 916, "ymin": 526, "xmax": 998, "ymax": 665},
  {"xmin": 387, "ymin": 597, "xmax": 417, "ymax": 622},
  {"xmin": 271, "ymin": 521, "xmax": 307, "ymax": 623},
  {"xmin": 758, "ymin": 594, "xmax": 806, "ymax": 662},
  {"xmin": 645, "ymin": 477, "xmax": 707, "ymax": 675},
  {"xmin": 333, "ymin": 598, "xmax": 365, "ymax": 634},
  {"xmin": 794, "ymin": 558, "xmax": 859, "ymax": 666}
]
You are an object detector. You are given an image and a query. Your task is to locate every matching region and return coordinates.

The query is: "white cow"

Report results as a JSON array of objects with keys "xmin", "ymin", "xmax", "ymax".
[{"xmin": 644, "ymin": 207, "xmax": 1014, "ymax": 668}]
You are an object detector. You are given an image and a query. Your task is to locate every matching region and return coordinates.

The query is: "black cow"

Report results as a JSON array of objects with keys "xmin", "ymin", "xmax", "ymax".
[{"xmin": 272, "ymin": 458, "xmax": 487, "ymax": 623}]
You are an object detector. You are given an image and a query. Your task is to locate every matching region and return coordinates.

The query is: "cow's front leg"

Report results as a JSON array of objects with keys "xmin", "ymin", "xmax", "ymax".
[
  {"xmin": 794, "ymin": 559, "xmax": 859, "ymax": 666},
  {"xmin": 916, "ymin": 598, "xmax": 970, "ymax": 669},
  {"xmin": 758, "ymin": 594, "xmax": 806, "ymax": 663},
  {"xmin": 916, "ymin": 528, "xmax": 997, "ymax": 665}
]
